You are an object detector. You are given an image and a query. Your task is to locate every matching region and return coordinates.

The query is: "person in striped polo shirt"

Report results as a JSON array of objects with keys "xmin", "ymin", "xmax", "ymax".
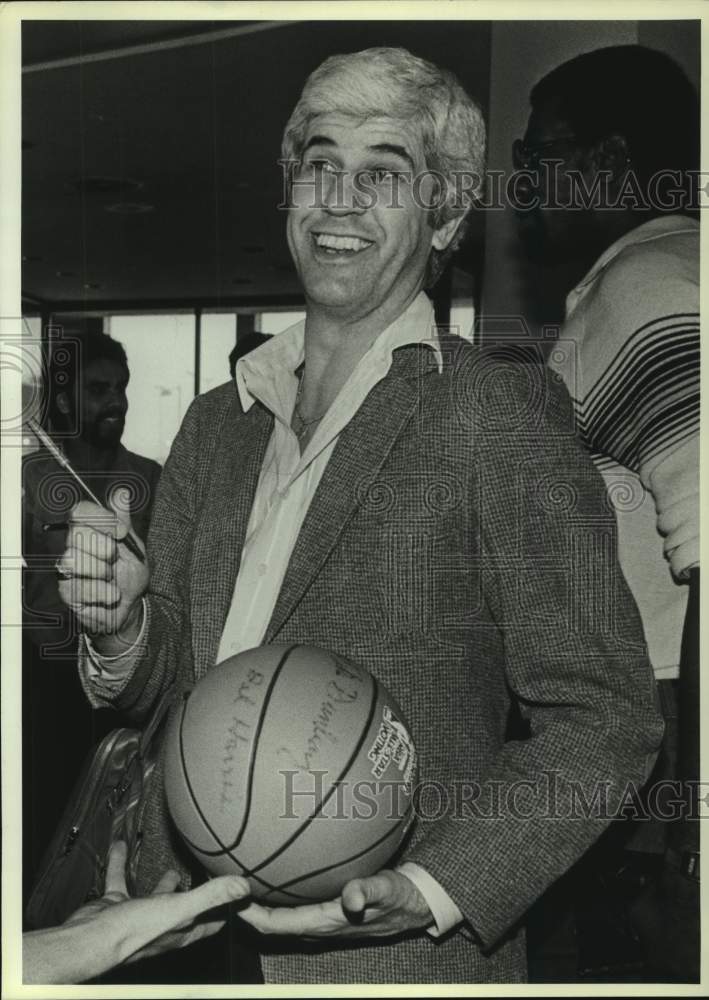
[{"xmin": 515, "ymin": 45, "xmax": 699, "ymax": 980}]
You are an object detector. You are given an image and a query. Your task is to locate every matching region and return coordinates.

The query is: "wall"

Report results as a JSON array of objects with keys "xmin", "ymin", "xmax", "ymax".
[{"xmin": 639, "ymin": 19, "xmax": 700, "ymax": 90}]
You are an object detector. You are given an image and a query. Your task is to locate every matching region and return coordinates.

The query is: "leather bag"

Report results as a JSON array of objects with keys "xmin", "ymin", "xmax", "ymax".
[{"xmin": 26, "ymin": 685, "xmax": 174, "ymax": 930}]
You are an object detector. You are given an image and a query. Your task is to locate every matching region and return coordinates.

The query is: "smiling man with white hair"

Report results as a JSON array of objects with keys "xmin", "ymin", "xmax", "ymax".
[{"xmin": 58, "ymin": 47, "xmax": 662, "ymax": 984}]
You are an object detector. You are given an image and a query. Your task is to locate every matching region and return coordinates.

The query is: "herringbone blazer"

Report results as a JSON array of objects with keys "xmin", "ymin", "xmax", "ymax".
[{"xmin": 102, "ymin": 339, "xmax": 663, "ymax": 984}]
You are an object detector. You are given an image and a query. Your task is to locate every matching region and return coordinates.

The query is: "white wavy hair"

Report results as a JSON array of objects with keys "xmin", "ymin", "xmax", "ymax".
[{"xmin": 282, "ymin": 47, "xmax": 487, "ymax": 286}]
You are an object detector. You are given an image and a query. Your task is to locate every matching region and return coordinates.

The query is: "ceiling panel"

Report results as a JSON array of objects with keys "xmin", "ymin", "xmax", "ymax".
[
  {"xmin": 22, "ymin": 20, "xmax": 259, "ymax": 67},
  {"xmin": 22, "ymin": 19, "xmax": 491, "ymax": 308}
]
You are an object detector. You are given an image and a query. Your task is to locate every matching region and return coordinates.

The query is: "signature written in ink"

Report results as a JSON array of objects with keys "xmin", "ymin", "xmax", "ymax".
[
  {"xmin": 276, "ymin": 661, "xmax": 364, "ymax": 772},
  {"xmin": 218, "ymin": 667, "xmax": 265, "ymax": 811}
]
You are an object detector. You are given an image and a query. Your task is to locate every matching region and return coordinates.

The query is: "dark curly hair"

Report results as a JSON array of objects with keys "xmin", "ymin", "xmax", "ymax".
[{"xmin": 531, "ymin": 45, "xmax": 699, "ymax": 207}]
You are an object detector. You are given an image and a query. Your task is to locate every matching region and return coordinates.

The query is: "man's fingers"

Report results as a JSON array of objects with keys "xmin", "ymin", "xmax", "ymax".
[
  {"xmin": 70, "ymin": 502, "xmax": 122, "ymax": 539},
  {"xmin": 126, "ymin": 918, "xmax": 227, "ymax": 964},
  {"xmin": 64, "ymin": 606, "xmax": 123, "ymax": 636},
  {"xmin": 341, "ymin": 879, "xmax": 368, "ymax": 914},
  {"xmin": 66, "ymin": 524, "xmax": 118, "ymax": 562},
  {"xmin": 178, "ymin": 875, "xmax": 251, "ymax": 919},
  {"xmin": 174, "ymin": 918, "xmax": 226, "ymax": 949},
  {"xmin": 132, "ymin": 875, "xmax": 250, "ymax": 940},
  {"xmin": 107, "ymin": 488, "xmax": 137, "ymax": 543},
  {"xmin": 58, "ymin": 550, "xmax": 114, "ymax": 582},
  {"xmin": 113, "ymin": 876, "xmax": 249, "ymax": 963},
  {"xmin": 70, "ymin": 500, "xmax": 111, "ymax": 523},
  {"xmin": 341, "ymin": 873, "xmax": 394, "ymax": 914},
  {"xmin": 151, "ymin": 870, "xmax": 181, "ymax": 895},
  {"xmin": 237, "ymin": 898, "xmax": 343, "ymax": 936},
  {"xmin": 169, "ymin": 918, "xmax": 227, "ymax": 951},
  {"xmin": 226, "ymin": 875, "xmax": 427, "ymax": 943},
  {"xmin": 58, "ymin": 577, "xmax": 121, "ymax": 609},
  {"xmin": 104, "ymin": 841, "xmax": 129, "ymax": 896}
]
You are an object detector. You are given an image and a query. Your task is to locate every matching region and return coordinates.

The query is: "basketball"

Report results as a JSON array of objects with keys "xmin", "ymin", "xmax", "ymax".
[{"xmin": 163, "ymin": 644, "xmax": 418, "ymax": 905}]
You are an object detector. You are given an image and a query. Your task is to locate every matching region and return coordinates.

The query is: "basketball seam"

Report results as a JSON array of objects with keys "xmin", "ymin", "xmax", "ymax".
[
  {"xmin": 174, "ymin": 659, "xmax": 317, "ymax": 899},
  {"xmin": 249, "ymin": 673, "xmax": 381, "ymax": 875},
  {"xmin": 178, "ymin": 829, "xmax": 309, "ymax": 899},
  {"xmin": 262, "ymin": 800, "xmax": 414, "ymax": 901},
  {"xmin": 176, "ymin": 643, "xmax": 297, "ymax": 857},
  {"xmin": 231, "ymin": 644, "xmax": 297, "ymax": 850}
]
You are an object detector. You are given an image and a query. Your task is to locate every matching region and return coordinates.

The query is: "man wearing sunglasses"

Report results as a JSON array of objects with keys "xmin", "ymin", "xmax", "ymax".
[{"xmin": 514, "ymin": 45, "xmax": 700, "ymax": 982}]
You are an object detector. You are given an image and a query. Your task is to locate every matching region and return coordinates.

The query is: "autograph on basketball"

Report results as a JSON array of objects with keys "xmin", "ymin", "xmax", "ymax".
[
  {"xmin": 219, "ymin": 668, "xmax": 266, "ymax": 809},
  {"xmin": 276, "ymin": 661, "xmax": 364, "ymax": 772}
]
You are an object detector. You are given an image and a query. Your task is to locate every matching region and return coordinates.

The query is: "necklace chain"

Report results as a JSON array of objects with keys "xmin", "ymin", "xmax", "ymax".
[{"xmin": 293, "ymin": 375, "xmax": 327, "ymax": 436}]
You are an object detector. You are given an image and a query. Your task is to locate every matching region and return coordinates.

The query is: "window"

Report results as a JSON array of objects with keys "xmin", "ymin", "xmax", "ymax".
[
  {"xmin": 449, "ymin": 267, "xmax": 475, "ymax": 343},
  {"xmin": 107, "ymin": 314, "xmax": 194, "ymax": 465},
  {"xmin": 449, "ymin": 302, "xmax": 475, "ymax": 343},
  {"xmin": 21, "ymin": 315, "xmax": 44, "ymax": 455},
  {"xmin": 200, "ymin": 314, "xmax": 237, "ymax": 393},
  {"xmin": 59, "ymin": 307, "xmax": 306, "ymax": 464},
  {"xmin": 259, "ymin": 311, "xmax": 305, "ymax": 336}
]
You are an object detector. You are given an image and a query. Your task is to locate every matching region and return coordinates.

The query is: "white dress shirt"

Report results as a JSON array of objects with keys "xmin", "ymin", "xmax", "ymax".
[{"xmin": 85, "ymin": 291, "xmax": 463, "ymax": 936}]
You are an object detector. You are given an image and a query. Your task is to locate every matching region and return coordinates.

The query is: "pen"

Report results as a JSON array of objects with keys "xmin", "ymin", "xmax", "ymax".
[{"xmin": 27, "ymin": 417, "xmax": 147, "ymax": 565}]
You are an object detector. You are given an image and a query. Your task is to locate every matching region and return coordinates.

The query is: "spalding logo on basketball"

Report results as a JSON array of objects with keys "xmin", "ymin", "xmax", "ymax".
[{"xmin": 164, "ymin": 644, "xmax": 417, "ymax": 906}]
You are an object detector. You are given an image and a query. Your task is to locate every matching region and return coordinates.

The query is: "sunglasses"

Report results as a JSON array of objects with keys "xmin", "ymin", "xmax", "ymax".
[{"xmin": 512, "ymin": 135, "xmax": 579, "ymax": 170}]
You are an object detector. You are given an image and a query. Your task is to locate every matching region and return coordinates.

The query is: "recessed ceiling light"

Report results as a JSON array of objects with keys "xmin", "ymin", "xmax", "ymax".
[
  {"xmin": 105, "ymin": 202, "xmax": 155, "ymax": 214},
  {"xmin": 83, "ymin": 282, "xmax": 102, "ymax": 290},
  {"xmin": 22, "ymin": 254, "xmax": 43, "ymax": 263},
  {"xmin": 72, "ymin": 176, "xmax": 144, "ymax": 195},
  {"xmin": 55, "ymin": 270, "xmax": 76, "ymax": 278}
]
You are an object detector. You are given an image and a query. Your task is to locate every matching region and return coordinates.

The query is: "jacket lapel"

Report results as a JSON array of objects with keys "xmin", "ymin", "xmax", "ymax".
[
  {"xmin": 265, "ymin": 346, "xmax": 434, "ymax": 642},
  {"xmin": 191, "ymin": 399, "xmax": 272, "ymax": 675}
]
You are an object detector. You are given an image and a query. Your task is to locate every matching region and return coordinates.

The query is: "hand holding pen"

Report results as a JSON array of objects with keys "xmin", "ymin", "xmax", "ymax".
[
  {"xmin": 43, "ymin": 518, "xmax": 145, "ymax": 564},
  {"xmin": 28, "ymin": 418, "xmax": 150, "ymax": 647},
  {"xmin": 28, "ymin": 417, "xmax": 146, "ymax": 564}
]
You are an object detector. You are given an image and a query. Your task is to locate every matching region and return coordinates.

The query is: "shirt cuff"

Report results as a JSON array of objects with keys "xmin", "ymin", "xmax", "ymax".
[
  {"xmin": 395, "ymin": 861, "xmax": 463, "ymax": 938},
  {"xmin": 82, "ymin": 597, "xmax": 147, "ymax": 683}
]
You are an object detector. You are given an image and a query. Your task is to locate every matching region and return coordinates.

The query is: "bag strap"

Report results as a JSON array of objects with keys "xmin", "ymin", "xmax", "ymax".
[{"xmin": 138, "ymin": 681, "xmax": 177, "ymax": 753}]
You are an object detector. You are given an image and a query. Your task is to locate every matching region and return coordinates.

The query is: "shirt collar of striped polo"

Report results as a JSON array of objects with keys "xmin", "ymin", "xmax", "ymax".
[
  {"xmin": 570, "ymin": 214, "xmax": 700, "ymax": 301},
  {"xmin": 235, "ymin": 291, "xmax": 442, "ymax": 422}
]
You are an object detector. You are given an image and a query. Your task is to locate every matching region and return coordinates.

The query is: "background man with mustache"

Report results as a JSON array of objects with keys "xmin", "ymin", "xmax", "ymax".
[{"xmin": 22, "ymin": 329, "xmax": 162, "ymax": 902}]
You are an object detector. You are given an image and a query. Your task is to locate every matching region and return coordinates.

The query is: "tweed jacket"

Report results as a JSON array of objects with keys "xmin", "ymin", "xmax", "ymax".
[{"xmin": 97, "ymin": 339, "xmax": 663, "ymax": 984}]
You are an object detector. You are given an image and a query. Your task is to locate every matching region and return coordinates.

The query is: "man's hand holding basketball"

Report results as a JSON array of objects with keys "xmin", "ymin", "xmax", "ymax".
[
  {"xmin": 56, "ymin": 493, "xmax": 148, "ymax": 653},
  {"xmin": 237, "ymin": 869, "xmax": 433, "ymax": 940}
]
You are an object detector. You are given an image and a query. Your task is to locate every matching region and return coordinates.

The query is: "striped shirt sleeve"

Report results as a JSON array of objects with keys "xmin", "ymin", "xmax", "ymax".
[
  {"xmin": 575, "ymin": 311, "xmax": 699, "ymax": 473},
  {"xmin": 558, "ymin": 232, "xmax": 699, "ymax": 576}
]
